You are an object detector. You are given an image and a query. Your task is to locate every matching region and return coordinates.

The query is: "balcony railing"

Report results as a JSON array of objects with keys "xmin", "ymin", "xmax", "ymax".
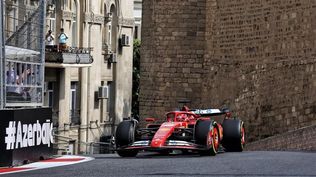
[{"xmin": 45, "ymin": 46, "xmax": 93, "ymax": 65}]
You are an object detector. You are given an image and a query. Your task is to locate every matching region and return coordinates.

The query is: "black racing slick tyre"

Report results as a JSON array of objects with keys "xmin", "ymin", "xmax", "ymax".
[
  {"xmin": 115, "ymin": 121, "xmax": 138, "ymax": 157},
  {"xmin": 222, "ymin": 119, "xmax": 245, "ymax": 152},
  {"xmin": 194, "ymin": 120, "xmax": 219, "ymax": 156},
  {"xmin": 116, "ymin": 121, "xmax": 135, "ymax": 146}
]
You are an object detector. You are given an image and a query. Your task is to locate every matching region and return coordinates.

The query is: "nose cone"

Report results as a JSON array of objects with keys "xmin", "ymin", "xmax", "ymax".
[
  {"xmin": 150, "ymin": 122, "xmax": 182, "ymax": 148},
  {"xmin": 150, "ymin": 138, "xmax": 164, "ymax": 147}
]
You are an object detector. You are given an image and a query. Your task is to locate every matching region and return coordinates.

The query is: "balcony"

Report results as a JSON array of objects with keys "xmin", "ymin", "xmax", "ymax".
[{"xmin": 45, "ymin": 46, "xmax": 93, "ymax": 68}]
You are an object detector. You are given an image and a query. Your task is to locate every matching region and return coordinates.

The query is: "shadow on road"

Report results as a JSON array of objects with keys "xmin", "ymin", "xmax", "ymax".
[{"xmin": 94, "ymin": 150, "xmax": 225, "ymax": 159}]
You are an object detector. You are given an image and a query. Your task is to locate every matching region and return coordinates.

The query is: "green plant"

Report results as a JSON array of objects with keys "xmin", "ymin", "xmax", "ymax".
[{"xmin": 132, "ymin": 39, "xmax": 141, "ymax": 119}]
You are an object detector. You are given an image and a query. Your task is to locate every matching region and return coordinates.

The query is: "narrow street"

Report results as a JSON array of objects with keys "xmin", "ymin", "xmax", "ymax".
[{"xmin": 3, "ymin": 151, "xmax": 316, "ymax": 177}]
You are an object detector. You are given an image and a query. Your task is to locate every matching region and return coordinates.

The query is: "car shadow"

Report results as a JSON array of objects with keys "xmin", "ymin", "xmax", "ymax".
[{"xmin": 94, "ymin": 150, "xmax": 225, "ymax": 159}]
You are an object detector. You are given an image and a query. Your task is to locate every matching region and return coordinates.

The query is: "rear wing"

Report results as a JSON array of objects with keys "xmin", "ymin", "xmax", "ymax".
[{"xmin": 190, "ymin": 108, "xmax": 230, "ymax": 117}]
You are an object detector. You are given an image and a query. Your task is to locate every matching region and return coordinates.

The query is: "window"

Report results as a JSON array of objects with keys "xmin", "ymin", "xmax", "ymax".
[
  {"xmin": 47, "ymin": 82, "xmax": 54, "ymax": 108},
  {"xmin": 110, "ymin": 5, "xmax": 117, "ymax": 52},
  {"xmin": 5, "ymin": 60, "xmax": 43, "ymax": 106},
  {"xmin": 63, "ymin": 0, "xmax": 68, "ymax": 10},
  {"xmin": 46, "ymin": 0, "xmax": 56, "ymax": 32},
  {"xmin": 134, "ymin": 26, "xmax": 138, "ymax": 39},
  {"xmin": 13, "ymin": 8, "xmax": 17, "ymax": 32},
  {"xmin": 71, "ymin": 0, "xmax": 77, "ymax": 47},
  {"xmin": 108, "ymin": 24, "xmax": 112, "ymax": 48},
  {"xmin": 70, "ymin": 81, "xmax": 80, "ymax": 125}
]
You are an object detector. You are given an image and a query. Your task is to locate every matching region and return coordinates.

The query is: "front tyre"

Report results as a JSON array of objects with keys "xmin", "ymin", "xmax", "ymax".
[
  {"xmin": 195, "ymin": 120, "xmax": 219, "ymax": 156},
  {"xmin": 116, "ymin": 121, "xmax": 135, "ymax": 146},
  {"xmin": 115, "ymin": 121, "xmax": 138, "ymax": 157}
]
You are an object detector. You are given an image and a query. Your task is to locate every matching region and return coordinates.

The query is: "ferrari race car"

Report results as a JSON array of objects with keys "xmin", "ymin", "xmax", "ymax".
[{"xmin": 115, "ymin": 106, "xmax": 245, "ymax": 157}]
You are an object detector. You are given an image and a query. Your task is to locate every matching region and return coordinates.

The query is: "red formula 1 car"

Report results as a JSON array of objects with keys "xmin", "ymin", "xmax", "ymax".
[{"xmin": 115, "ymin": 106, "xmax": 245, "ymax": 157}]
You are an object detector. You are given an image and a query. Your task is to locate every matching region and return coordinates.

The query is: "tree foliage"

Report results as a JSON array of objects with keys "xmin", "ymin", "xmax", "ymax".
[{"xmin": 132, "ymin": 39, "xmax": 141, "ymax": 119}]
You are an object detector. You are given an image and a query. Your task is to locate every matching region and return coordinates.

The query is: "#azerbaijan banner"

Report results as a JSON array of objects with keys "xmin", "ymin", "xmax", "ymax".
[{"xmin": 0, "ymin": 108, "xmax": 53, "ymax": 167}]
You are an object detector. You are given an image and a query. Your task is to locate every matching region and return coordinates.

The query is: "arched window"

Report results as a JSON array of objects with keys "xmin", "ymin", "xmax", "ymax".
[
  {"xmin": 102, "ymin": 4, "xmax": 108, "ymax": 51},
  {"xmin": 84, "ymin": 0, "xmax": 87, "ymax": 12},
  {"xmin": 109, "ymin": 5, "xmax": 118, "ymax": 52},
  {"xmin": 62, "ymin": 0, "xmax": 69, "ymax": 10},
  {"xmin": 71, "ymin": 0, "xmax": 77, "ymax": 47},
  {"xmin": 46, "ymin": 0, "xmax": 56, "ymax": 33}
]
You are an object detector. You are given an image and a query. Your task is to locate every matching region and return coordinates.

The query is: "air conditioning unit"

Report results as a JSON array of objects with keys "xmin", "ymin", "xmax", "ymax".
[
  {"xmin": 108, "ymin": 53, "xmax": 117, "ymax": 63},
  {"xmin": 120, "ymin": 34, "xmax": 130, "ymax": 46},
  {"xmin": 98, "ymin": 86, "xmax": 109, "ymax": 99}
]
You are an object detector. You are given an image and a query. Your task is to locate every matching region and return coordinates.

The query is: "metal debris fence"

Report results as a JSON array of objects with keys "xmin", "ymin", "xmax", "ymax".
[{"xmin": 1, "ymin": 0, "xmax": 46, "ymax": 108}]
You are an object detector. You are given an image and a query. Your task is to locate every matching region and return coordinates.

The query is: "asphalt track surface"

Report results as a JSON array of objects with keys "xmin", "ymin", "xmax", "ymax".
[{"xmin": 2, "ymin": 151, "xmax": 316, "ymax": 177}]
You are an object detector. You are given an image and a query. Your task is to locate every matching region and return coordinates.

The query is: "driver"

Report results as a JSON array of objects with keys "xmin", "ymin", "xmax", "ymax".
[{"xmin": 176, "ymin": 113, "xmax": 189, "ymax": 122}]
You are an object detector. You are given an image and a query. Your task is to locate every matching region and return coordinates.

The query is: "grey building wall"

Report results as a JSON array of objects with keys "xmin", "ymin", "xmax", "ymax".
[{"xmin": 43, "ymin": 0, "xmax": 134, "ymax": 154}]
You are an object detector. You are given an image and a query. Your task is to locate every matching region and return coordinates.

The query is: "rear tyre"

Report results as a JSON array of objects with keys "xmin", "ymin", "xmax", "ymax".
[
  {"xmin": 115, "ymin": 121, "xmax": 138, "ymax": 157},
  {"xmin": 222, "ymin": 119, "xmax": 245, "ymax": 152},
  {"xmin": 195, "ymin": 120, "xmax": 219, "ymax": 156}
]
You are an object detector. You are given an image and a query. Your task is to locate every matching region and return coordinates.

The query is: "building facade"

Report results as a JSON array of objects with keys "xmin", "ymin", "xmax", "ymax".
[
  {"xmin": 140, "ymin": 0, "xmax": 316, "ymax": 142},
  {"xmin": 3, "ymin": 0, "xmax": 134, "ymax": 154},
  {"xmin": 133, "ymin": 0, "xmax": 142, "ymax": 40}
]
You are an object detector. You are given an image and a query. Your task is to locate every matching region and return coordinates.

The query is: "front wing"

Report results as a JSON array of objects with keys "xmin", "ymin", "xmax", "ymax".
[{"xmin": 116, "ymin": 140, "xmax": 208, "ymax": 151}]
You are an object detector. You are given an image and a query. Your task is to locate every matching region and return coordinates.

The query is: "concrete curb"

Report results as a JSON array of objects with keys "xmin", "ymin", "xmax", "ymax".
[{"xmin": 0, "ymin": 155, "xmax": 94, "ymax": 175}]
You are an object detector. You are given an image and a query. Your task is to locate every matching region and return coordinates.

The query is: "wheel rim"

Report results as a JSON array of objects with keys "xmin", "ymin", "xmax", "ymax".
[
  {"xmin": 128, "ymin": 124, "xmax": 135, "ymax": 144},
  {"xmin": 241, "ymin": 126, "xmax": 245, "ymax": 145},
  {"xmin": 207, "ymin": 127, "xmax": 219, "ymax": 151},
  {"xmin": 213, "ymin": 128, "xmax": 219, "ymax": 151}
]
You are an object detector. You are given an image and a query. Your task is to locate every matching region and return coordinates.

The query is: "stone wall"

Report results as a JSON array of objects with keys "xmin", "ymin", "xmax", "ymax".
[
  {"xmin": 140, "ymin": 0, "xmax": 316, "ymax": 142},
  {"xmin": 245, "ymin": 124, "xmax": 316, "ymax": 151},
  {"xmin": 202, "ymin": 0, "xmax": 316, "ymax": 142},
  {"xmin": 140, "ymin": 0, "xmax": 206, "ymax": 117}
]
